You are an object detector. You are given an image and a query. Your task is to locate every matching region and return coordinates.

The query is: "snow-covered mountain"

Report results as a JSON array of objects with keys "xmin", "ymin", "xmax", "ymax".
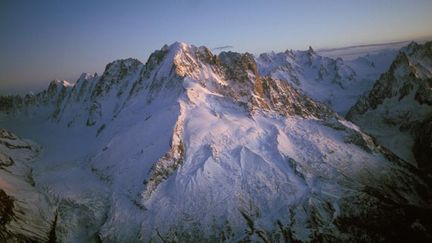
[
  {"xmin": 1, "ymin": 42, "xmax": 431, "ymax": 242},
  {"xmin": 255, "ymin": 47, "xmax": 396, "ymax": 114},
  {"xmin": 347, "ymin": 41, "xmax": 432, "ymax": 168}
]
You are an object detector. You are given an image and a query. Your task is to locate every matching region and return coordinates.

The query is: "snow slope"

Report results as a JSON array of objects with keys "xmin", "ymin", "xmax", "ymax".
[
  {"xmin": 0, "ymin": 42, "xmax": 431, "ymax": 242},
  {"xmin": 0, "ymin": 129, "xmax": 53, "ymax": 241}
]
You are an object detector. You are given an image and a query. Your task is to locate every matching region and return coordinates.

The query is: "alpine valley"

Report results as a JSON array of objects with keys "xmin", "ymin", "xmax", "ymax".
[{"xmin": 1, "ymin": 41, "xmax": 432, "ymax": 242}]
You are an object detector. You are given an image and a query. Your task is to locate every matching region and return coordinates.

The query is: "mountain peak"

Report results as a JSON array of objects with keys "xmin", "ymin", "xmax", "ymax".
[
  {"xmin": 48, "ymin": 80, "xmax": 73, "ymax": 90},
  {"xmin": 404, "ymin": 41, "xmax": 420, "ymax": 55},
  {"xmin": 103, "ymin": 58, "xmax": 142, "ymax": 75},
  {"xmin": 164, "ymin": 41, "xmax": 189, "ymax": 51},
  {"xmin": 151, "ymin": 42, "xmax": 217, "ymax": 79},
  {"xmin": 78, "ymin": 72, "xmax": 98, "ymax": 82},
  {"xmin": 158, "ymin": 41, "xmax": 202, "ymax": 61},
  {"xmin": 387, "ymin": 51, "xmax": 411, "ymax": 74},
  {"xmin": 308, "ymin": 45, "xmax": 315, "ymax": 54},
  {"xmin": 219, "ymin": 51, "xmax": 258, "ymax": 81}
]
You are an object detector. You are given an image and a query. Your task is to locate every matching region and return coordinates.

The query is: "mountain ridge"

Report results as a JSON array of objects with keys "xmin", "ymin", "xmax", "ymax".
[
  {"xmin": 347, "ymin": 41, "xmax": 432, "ymax": 166},
  {"xmin": 1, "ymin": 41, "xmax": 432, "ymax": 242}
]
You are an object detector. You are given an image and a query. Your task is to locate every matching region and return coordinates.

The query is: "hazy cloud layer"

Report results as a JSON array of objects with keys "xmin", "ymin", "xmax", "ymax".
[{"xmin": 212, "ymin": 45, "xmax": 234, "ymax": 51}]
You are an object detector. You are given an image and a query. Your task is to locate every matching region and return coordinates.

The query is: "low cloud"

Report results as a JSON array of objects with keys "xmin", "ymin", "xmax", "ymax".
[{"xmin": 212, "ymin": 45, "xmax": 234, "ymax": 51}]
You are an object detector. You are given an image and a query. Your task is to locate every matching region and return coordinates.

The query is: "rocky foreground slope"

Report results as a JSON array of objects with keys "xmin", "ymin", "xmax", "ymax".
[{"xmin": 0, "ymin": 42, "xmax": 431, "ymax": 242}]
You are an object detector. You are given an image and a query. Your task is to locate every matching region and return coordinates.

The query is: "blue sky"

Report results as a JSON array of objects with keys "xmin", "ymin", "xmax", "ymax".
[{"xmin": 1, "ymin": 0, "xmax": 432, "ymax": 94}]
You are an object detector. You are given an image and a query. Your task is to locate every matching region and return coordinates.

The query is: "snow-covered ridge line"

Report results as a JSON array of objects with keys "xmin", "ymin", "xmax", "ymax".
[{"xmin": 0, "ymin": 41, "xmax": 339, "ymax": 126}]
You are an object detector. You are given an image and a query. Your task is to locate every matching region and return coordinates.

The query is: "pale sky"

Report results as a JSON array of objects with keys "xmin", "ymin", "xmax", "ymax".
[{"xmin": 1, "ymin": 0, "xmax": 432, "ymax": 94}]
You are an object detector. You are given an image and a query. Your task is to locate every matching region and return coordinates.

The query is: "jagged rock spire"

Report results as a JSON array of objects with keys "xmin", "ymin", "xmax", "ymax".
[{"xmin": 308, "ymin": 45, "xmax": 315, "ymax": 54}]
